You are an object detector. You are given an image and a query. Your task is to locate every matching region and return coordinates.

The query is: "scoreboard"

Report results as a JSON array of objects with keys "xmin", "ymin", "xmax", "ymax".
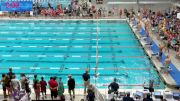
[{"xmin": 0, "ymin": 1, "xmax": 32, "ymax": 12}]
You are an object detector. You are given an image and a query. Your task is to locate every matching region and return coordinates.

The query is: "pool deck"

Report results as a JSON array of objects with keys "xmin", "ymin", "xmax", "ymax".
[{"xmin": 128, "ymin": 21, "xmax": 180, "ymax": 88}]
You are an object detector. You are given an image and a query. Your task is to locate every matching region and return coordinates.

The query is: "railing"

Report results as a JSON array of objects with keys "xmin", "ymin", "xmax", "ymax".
[{"xmin": 93, "ymin": 85, "xmax": 106, "ymax": 101}]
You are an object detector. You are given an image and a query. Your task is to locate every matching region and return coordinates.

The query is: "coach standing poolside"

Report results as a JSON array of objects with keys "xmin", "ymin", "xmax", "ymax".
[{"xmin": 82, "ymin": 70, "xmax": 90, "ymax": 95}]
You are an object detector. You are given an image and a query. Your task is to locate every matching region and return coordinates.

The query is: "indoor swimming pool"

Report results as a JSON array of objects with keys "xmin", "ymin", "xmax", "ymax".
[{"xmin": 0, "ymin": 20, "xmax": 165, "ymax": 89}]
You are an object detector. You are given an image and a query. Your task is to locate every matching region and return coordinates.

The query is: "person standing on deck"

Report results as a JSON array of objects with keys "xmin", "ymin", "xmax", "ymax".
[
  {"xmin": 40, "ymin": 77, "xmax": 47, "ymax": 99},
  {"xmin": 164, "ymin": 55, "xmax": 172, "ymax": 74},
  {"xmin": 82, "ymin": 70, "xmax": 90, "ymax": 95},
  {"xmin": 68, "ymin": 74, "xmax": 75, "ymax": 100},
  {"xmin": 58, "ymin": 77, "xmax": 64, "ymax": 100},
  {"xmin": 0, "ymin": 74, "xmax": 7, "ymax": 99},
  {"xmin": 158, "ymin": 44, "xmax": 165, "ymax": 61}
]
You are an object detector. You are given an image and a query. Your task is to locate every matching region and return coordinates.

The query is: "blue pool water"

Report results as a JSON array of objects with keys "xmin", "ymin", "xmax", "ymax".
[{"xmin": 0, "ymin": 20, "xmax": 165, "ymax": 89}]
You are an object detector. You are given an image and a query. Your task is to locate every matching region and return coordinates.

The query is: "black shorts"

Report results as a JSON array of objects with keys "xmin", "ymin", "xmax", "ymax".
[
  {"xmin": 51, "ymin": 90, "xmax": 57, "ymax": 98},
  {"xmin": 3, "ymin": 86, "xmax": 6, "ymax": 91},
  {"xmin": 5, "ymin": 84, "xmax": 10, "ymax": 88}
]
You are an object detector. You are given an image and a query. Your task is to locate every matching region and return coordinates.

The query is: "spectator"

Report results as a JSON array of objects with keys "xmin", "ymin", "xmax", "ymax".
[
  {"xmin": 82, "ymin": 70, "xmax": 90, "ymax": 94},
  {"xmin": 143, "ymin": 93, "xmax": 153, "ymax": 101},
  {"xmin": 11, "ymin": 75, "xmax": 20, "ymax": 91},
  {"xmin": 7, "ymin": 68, "xmax": 15, "ymax": 80},
  {"xmin": 68, "ymin": 74, "xmax": 75, "ymax": 100},
  {"xmin": 33, "ymin": 74, "xmax": 39, "ymax": 95},
  {"xmin": 1, "ymin": 74, "xmax": 7, "ymax": 99},
  {"xmin": 11, "ymin": 75, "xmax": 20, "ymax": 101},
  {"xmin": 144, "ymin": 80, "xmax": 154, "ymax": 94},
  {"xmin": 5, "ymin": 72, "xmax": 11, "ymax": 97},
  {"xmin": 86, "ymin": 86, "xmax": 95, "ymax": 101},
  {"xmin": 24, "ymin": 77, "xmax": 31, "ymax": 100},
  {"xmin": 49, "ymin": 77, "xmax": 58, "ymax": 100},
  {"xmin": 7, "ymin": 68, "xmax": 14, "ymax": 96},
  {"xmin": 123, "ymin": 92, "xmax": 134, "ymax": 101},
  {"xmin": 108, "ymin": 78, "xmax": 119, "ymax": 94},
  {"xmin": 20, "ymin": 73, "xmax": 26, "ymax": 90},
  {"xmin": 34, "ymin": 81, "xmax": 41, "ymax": 100},
  {"xmin": 58, "ymin": 77, "xmax": 64, "ymax": 100},
  {"xmin": 40, "ymin": 77, "xmax": 47, "ymax": 99}
]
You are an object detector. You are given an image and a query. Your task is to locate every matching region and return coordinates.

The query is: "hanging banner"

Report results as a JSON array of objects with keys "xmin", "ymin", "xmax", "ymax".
[{"xmin": 1, "ymin": 1, "xmax": 33, "ymax": 12}]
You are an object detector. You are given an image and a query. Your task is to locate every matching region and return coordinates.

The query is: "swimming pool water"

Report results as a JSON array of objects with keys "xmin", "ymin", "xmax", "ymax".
[{"xmin": 0, "ymin": 20, "xmax": 165, "ymax": 89}]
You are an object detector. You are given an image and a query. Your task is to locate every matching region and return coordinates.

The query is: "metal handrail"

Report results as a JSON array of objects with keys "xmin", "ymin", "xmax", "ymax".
[{"xmin": 93, "ymin": 85, "xmax": 106, "ymax": 101}]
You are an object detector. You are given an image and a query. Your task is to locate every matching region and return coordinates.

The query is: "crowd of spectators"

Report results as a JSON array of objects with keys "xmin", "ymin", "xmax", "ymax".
[
  {"xmin": 0, "ymin": 68, "xmax": 95, "ymax": 101},
  {"xmin": 1, "ymin": 0, "xmax": 125, "ymax": 18},
  {"xmin": 1, "ymin": 68, "xmax": 170, "ymax": 101},
  {"xmin": 134, "ymin": 8, "xmax": 180, "ymax": 58}
]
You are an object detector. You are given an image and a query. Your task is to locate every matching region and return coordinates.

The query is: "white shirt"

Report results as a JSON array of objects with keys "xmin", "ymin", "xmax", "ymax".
[{"xmin": 11, "ymin": 79, "xmax": 20, "ymax": 90}]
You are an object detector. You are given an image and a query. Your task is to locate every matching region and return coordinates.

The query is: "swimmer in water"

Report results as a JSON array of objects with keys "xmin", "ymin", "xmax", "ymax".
[{"xmin": 124, "ymin": 72, "xmax": 128, "ymax": 77}]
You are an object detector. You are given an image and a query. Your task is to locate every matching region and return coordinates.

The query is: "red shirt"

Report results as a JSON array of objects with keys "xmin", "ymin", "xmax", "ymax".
[
  {"xmin": 49, "ymin": 79, "xmax": 58, "ymax": 91},
  {"xmin": 40, "ymin": 80, "xmax": 47, "ymax": 92}
]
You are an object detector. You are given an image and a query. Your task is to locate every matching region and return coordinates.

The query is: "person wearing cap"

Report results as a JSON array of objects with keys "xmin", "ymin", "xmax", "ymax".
[
  {"xmin": 82, "ymin": 70, "xmax": 90, "ymax": 94},
  {"xmin": 68, "ymin": 74, "xmax": 75, "ymax": 100}
]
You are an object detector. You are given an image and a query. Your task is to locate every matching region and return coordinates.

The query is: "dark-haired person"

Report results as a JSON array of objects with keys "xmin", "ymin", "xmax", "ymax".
[
  {"xmin": 34, "ymin": 81, "xmax": 41, "ymax": 100},
  {"xmin": 49, "ymin": 77, "xmax": 58, "ymax": 100},
  {"xmin": 143, "ymin": 93, "xmax": 153, "ymax": 101},
  {"xmin": 123, "ymin": 92, "xmax": 134, "ymax": 101},
  {"xmin": 40, "ymin": 77, "xmax": 47, "ymax": 99},
  {"xmin": 7, "ymin": 68, "xmax": 15, "ymax": 96},
  {"xmin": 33, "ymin": 74, "xmax": 39, "ymax": 96},
  {"xmin": 1, "ymin": 74, "xmax": 7, "ymax": 99},
  {"xmin": 7, "ymin": 68, "xmax": 15, "ymax": 80},
  {"xmin": 68, "ymin": 74, "xmax": 75, "ymax": 100},
  {"xmin": 82, "ymin": 70, "xmax": 90, "ymax": 95},
  {"xmin": 108, "ymin": 78, "xmax": 119, "ymax": 94},
  {"xmin": 20, "ymin": 73, "xmax": 26, "ymax": 90}
]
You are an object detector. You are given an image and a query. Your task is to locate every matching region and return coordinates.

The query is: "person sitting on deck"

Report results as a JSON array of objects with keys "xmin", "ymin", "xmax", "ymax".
[{"xmin": 108, "ymin": 78, "xmax": 119, "ymax": 94}]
